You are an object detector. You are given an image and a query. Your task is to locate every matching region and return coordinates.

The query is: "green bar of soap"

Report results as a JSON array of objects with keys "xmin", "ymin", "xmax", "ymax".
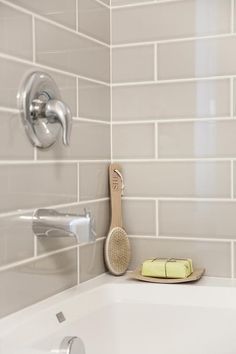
[{"xmin": 141, "ymin": 258, "xmax": 193, "ymax": 279}]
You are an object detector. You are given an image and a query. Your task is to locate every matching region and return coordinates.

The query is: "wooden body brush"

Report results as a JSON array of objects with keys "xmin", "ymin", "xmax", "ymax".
[{"xmin": 104, "ymin": 163, "xmax": 131, "ymax": 276}]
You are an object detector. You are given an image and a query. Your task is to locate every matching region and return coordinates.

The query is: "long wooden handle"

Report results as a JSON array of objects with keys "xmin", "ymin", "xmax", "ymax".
[{"xmin": 109, "ymin": 163, "xmax": 123, "ymax": 229}]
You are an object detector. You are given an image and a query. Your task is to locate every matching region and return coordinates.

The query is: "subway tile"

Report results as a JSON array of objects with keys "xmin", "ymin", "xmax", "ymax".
[
  {"xmin": 112, "ymin": 80, "xmax": 230, "ymax": 121},
  {"xmin": 123, "ymin": 200, "xmax": 156, "ymax": 236},
  {"xmin": 113, "ymin": 123, "xmax": 155, "ymax": 159},
  {"xmin": 0, "ymin": 58, "xmax": 76, "ymax": 115},
  {"xmin": 158, "ymin": 37, "xmax": 236, "ymax": 80},
  {"xmin": 35, "ymin": 19, "xmax": 110, "ymax": 82},
  {"xmin": 129, "ymin": 237, "xmax": 231, "ymax": 277},
  {"xmin": 0, "ymin": 111, "xmax": 33, "ymax": 160},
  {"xmin": 112, "ymin": 0, "xmax": 231, "ymax": 44},
  {"xmin": 78, "ymin": 0, "xmax": 110, "ymax": 43},
  {"xmin": 159, "ymin": 201, "xmax": 236, "ymax": 239},
  {"xmin": 112, "ymin": 45, "xmax": 154, "ymax": 83},
  {"xmin": 79, "ymin": 239, "xmax": 106, "ymax": 282},
  {"xmin": 159, "ymin": 120, "xmax": 236, "ymax": 158},
  {"xmin": 10, "ymin": 0, "xmax": 77, "ymax": 29},
  {"xmin": 122, "ymin": 161, "xmax": 230, "ymax": 198},
  {"xmin": 0, "ymin": 212, "xmax": 34, "ymax": 267},
  {"xmin": 0, "ymin": 249, "xmax": 77, "ymax": 318},
  {"xmin": 38, "ymin": 121, "xmax": 110, "ymax": 160},
  {"xmin": 0, "ymin": 3, "xmax": 32, "ymax": 60},
  {"xmin": 0, "ymin": 163, "xmax": 77, "ymax": 213},
  {"xmin": 37, "ymin": 200, "xmax": 110, "ymax": 254},
  {"xmin": 79, "ymin": 162, "xmax": 109, "ymax": 201},
  {"xmin": 78, "ymin": 79, "xmax": 110, "ymax": 121}
]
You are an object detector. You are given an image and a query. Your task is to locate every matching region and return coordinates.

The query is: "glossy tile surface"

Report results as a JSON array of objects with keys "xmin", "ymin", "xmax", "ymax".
[
  {"xmin": 158, "ymin": 37, "xmax": 236, "ymax": 80},
  {"xmin": 158, "ymin": 120, "xmax": 236, "ymax": 158},
  {"xmin": 79, "ymin": 163, "xmax": 109, "ymax": 201},
  {"xmin": 122, "ymin": 161, "xmax": 230, "ymax": 198},
  {"xmin": 0, "ymin": 3, "xmax": 32, "ymax": 59},
  {"xmin": 0, "ymin": 249, "xmax": 77, "ymax": 318},
  {"xmin": 78, "ymin": 0, "xmax": 110, "ymax": 43},
  {"xmin": 78, "ymin": 79, "xmax": 110, "ymax": 121},
  {"xmin": 112, "ymin": 80, "xmax": 230, "ymax": 121},
  {"xmin": 35, "ymin": 19, "xmax": 110, "ymax": 82},
  {"xmin": 0, "ymin": 212, "xmax": 34, "ymax": 266},
  {"xmin": 0, "ymin": 163, "xmax": 77, "ymax": 213},
  {"xmin": 10, "ymin": 0, "xmax": 77, "ymax": 28},
  {"xmin": 113, "ymin": 123, "xmax": 155, "ymax": 159},
  {"xmin": 112, "ymin": 0, "xmax": 231, "ymax": 44},
  {"xmin": 0, "ymin": 111, "xmax": 33, "ymax": 160},
  {"xmin": 129, "ymin": 237, "xmax": 231, "ymax": 277},
  {"xmin": 159, "ymin": 201, "xmax": 236, "ymax": 239},
  {"xmin": 79, "ymin": 239, "xmax": 106, "ymax": 282},
  {"xmin": 112, "ymin": 45, "xmax": 154, "ymax": 83},
  {"xmin": 123, "ymin": 200, "xmax": 156, "ymax": 236}
]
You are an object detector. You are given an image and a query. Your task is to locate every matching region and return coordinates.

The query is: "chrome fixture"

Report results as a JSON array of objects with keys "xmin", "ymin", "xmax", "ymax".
[
  {"xmin": 33, "ymin": 209, "xmax": 96, "ymax": 244},
  {"xmin": 18, "ymin": 71, "xmax": 72, "ymax": 148},
  {"xmin": 60, "ymin": 337, "xmax": 86, "ymax": 354}
]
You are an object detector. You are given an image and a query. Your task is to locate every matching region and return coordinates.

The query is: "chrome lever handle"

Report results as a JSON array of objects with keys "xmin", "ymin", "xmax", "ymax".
[
  {"xmin": 18, "ymin": 71, "xmax": 73, "ymax": 149},
  {"xmin": 45, "ymin": 99, "xmax": 72, "ymax": 145}
]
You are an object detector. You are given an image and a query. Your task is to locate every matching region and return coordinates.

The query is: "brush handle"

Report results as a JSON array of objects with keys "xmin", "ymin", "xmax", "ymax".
[{"xmin": 109, "ymin": 163, "xmax": 123, "ymax": 229}]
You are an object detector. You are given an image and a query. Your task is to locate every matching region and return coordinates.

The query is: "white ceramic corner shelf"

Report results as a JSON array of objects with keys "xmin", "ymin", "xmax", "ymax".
[{"xmin": 1, "ymin": 274, "xmax": 236, "ymax": 354}]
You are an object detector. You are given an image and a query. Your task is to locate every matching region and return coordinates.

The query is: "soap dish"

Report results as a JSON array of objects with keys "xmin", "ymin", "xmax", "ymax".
[{"xmin": 129, "ymin": 267, "xmax": 205, "ymax": 284}]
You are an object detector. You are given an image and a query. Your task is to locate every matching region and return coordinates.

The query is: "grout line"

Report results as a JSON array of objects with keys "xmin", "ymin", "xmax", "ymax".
[
  {"xmin": 77, "ymin": 163, "xmax": 80, "ymax": 202},
  {"xmin": 231, "ymin": 241, "xmax": 235, "ymax": 278},
  {"xmin": 129, "ymin": 235, "xmax": 234, "ymax": 243},
  {"xmin": 32, "ymin": 16, "xmax": 36, "ymax": 63},
  {"xmin": 231, "ymin": 0, "xmax": 235, "ymax": 34},
  {"xmin": 154, "ymin": 43, "xmax": 158, "ymax": 81},
  {"xmin": 112, "ymin": 117, "xmax": 234, "ymax": 124},
  {"xmin": 230, "ymin": 77, "xmax": 234, "ymax": 118},
  {"xmin": 0, "ymin": 52, "xmax": 110, "ymax": 86},
  {"xmin": 75, "ymin": 0, "xmax": 79, "ymax": 32},
  {"xmin": 0, "ymin": 0, "xmax": 110, "ymax": 49},
  {"xmin": 0, "ymin": 159, "xmax": 110, "ymax": 165},
  {"xmin": 112, "ymin": 75, "xmax": 232, "ymax": 87},
  {"xmin": 154, "ymin": 122, "xmax": 158, "ymax": 159},
  {"xmin": 0, "ymin": 157, "xmax": 235, "ymax": 164},
  {"xmin": 112, "ymin": 32, "xmax": 236, "ymax": 48},
  {"xmin": 123, "ymin": 196, "xmax": 236, "ymax": 202},
  {"xmin": 115, "ymin": 157, "xmax": 236, "ymax": 162},
  {"xmin": 73, "ymin": 117, "xmax": 110, "ymax": 125},
  {"xmin": 155, "ymin": 199, "xmax": 159, "ymax": 237},
  {"xmin": 231, "ymin": 160, "xmax": 234, "ymax": 199},
  {"xmin": 0, "ymin": 244, "xmax": 79, "ymax": 273}
]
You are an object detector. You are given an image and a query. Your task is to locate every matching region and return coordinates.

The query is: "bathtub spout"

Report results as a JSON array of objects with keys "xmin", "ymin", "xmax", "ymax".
[{"xmin": 32, "ymin": 208, "xmax": 96, "ymax": 244}]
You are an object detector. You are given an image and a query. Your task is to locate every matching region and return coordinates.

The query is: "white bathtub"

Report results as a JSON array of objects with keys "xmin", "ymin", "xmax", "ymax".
[{"xmin": 1, "ymin": 274, "xmax": 236, "ymax": 354}]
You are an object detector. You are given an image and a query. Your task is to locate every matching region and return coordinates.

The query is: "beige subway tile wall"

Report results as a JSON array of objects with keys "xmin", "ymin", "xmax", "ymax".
[
  {"xmin": 111, "ymin": 0, "xmax": 236, "ymax": 278},
  {"xmin": 0, "ymin": 0, "xmax": 110, "ymax": 318}
]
